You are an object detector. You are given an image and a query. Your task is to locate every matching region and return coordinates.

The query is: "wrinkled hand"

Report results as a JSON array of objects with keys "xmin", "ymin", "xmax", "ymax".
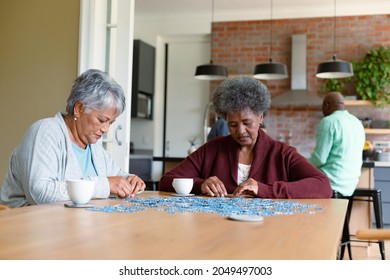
[
  {"xmin": 232, "ymin": 178, "xmax": 258, "ymax": 197},
  {"xmin": 108, "ymin": 175, "xmax": 146, "ymax": 198},
  {"xmin": 201, "ymin": 176, "xmax": 227, "ymax": 197}
]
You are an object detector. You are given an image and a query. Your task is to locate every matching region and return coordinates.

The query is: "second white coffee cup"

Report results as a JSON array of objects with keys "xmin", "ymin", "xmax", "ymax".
[
  {"xmin": 172, "ymin": 178, "xmax": 193, "ymax": 195},
  {"xmin": 66, "ymin": 179, "xmax": 95, "ymax": 204}
]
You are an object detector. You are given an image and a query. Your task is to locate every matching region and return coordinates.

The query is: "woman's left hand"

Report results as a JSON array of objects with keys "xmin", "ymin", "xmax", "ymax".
[
  {"xmin": 232, "ymin": 178, "xmax": 258, "ymax": 197},
  {"xmin": 108, "ymin": 175, "xmax": 146, "ymax": 198},
  {"xmin": 126, "ymin": 175, "xmax": 146, "ymax": 197}
]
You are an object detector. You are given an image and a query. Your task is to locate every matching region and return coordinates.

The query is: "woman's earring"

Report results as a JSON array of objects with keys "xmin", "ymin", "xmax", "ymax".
[{"xmin": 74, "ymin": 117, "xmax": 77, "ymax": 121}]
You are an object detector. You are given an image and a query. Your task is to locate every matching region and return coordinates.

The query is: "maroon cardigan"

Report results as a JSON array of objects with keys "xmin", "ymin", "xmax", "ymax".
[{"xmin": 159, "ymin": 129, "xmax": 332, "ymax": 199}]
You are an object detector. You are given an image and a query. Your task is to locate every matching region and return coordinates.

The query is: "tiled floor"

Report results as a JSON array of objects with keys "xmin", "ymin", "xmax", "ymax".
[{"xmin": 342, "ymin": 240, "xmax": 390, "ymax": 260}]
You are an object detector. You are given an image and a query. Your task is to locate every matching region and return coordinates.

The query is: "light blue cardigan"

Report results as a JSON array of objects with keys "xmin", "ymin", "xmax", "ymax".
[{"xmin": 0, "ymin": 112, "xmax": 130, "ymax": 207}]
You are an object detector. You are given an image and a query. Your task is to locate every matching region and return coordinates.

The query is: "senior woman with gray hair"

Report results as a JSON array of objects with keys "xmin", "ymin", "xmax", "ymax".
[
  {"xmin": 0, "ymin": 69, "xmax": 145, "ymax": 207},
  {"xmin": 160, "ymin": 76, "xmax": 332, "ymax": 198}
]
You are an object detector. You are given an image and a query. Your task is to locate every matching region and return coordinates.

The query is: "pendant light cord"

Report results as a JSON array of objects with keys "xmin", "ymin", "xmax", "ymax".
[
  {"xmin": 210, "ymin": 0, "xmax": 215, "ymax": 64},
  {"xmin": 333, "ymin": 0, "xmax": 337, "ymax": 58},
  {"xmin": 269, "ymin": 0, "xmax": 273, "ymax": 62}
]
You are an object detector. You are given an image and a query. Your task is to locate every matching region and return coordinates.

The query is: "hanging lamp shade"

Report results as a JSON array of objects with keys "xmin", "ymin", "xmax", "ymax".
[
  {"xmin": 316, "ymin": 0, "xmax": 353, "ymax": 79},
  {"xmin": 194, "ymin": 0, "xmax": 228, "ymax": 81},
  {"xmin": 253, "ymin": 58, "xmax": 288, "ymax": 80},
  {"xmin": 252, "ymin": 0, "xmax": 288, "ymax": 81},
  {"xmin": 195, "ymin": 62, "xmax": 228, "ymax": 80},
  {"xmin": 316, "ymin": 55, "xmax": 353, "ymax": 79}
]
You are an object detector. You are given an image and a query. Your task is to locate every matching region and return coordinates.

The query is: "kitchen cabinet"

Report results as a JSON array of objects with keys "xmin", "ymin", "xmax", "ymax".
[
  {"xmin": 348, "ymin": 163, "xmax": 390, "ymax": 254},
  {"xmin": 374, "ymin": 166, "xmax": 390, "ymax": 227},
  {"xmin": 129, "ymin": 150, "xmax": 155, "ymax": 190},
  {"xmin": 131, "ymin": 40, "xmax": 155, "ymax": 119}
]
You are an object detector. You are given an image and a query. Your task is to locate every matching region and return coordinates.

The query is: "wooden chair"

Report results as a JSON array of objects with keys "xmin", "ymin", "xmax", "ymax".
[
  {"xmin": 0, "ymin": 204, "xmax": 10, "ymax": 210},
  {"xmin": 356, "ymin": 229, "xmax": 390, "ymax": 241}
]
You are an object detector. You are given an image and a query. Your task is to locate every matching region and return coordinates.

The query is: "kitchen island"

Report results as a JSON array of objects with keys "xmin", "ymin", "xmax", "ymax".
[{"xmin": 372, "ymin": 162, "xmax": 390, "ymax": 227}]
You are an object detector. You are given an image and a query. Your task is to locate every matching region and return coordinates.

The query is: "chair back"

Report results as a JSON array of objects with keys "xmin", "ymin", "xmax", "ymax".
[{"xmin": 356, "ymin": 229, "xmax": 390, "ymax": 241}]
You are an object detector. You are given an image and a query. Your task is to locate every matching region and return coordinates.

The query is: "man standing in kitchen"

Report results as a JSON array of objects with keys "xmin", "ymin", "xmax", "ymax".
[{"xmin": 308, "ymin": 91, "xmax": 365, "ymax": 198}]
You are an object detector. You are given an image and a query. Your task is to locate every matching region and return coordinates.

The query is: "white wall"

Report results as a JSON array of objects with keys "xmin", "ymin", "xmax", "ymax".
[
  {"xmin": 131, "ymin": 17, "xmax": 211, "ymax": 180},
  {"xmin": 164, "ymin": 37, "xmax": 211, "ymax": 157},
  {"xmin": 132, "ymin": 17, "xmax": 211, "ymax": 153},
  {"xmin": 0, "ymin": 0, "xmax": 79, "ymax": 183}
]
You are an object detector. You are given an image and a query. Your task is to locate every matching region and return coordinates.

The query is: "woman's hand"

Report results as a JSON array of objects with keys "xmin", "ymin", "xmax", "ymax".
[
  {"xmin": 232, "ymin": 178, "xmax": 258, "ymax": 197},
  {"xmin": 126, "ymin": 175, "xmax": 146, "ymax": 196},
  {"xmin": 108, "ymin": 175, "xmax": 146, "ymax": 198},
  {"xmin": 201, "ymin": 176, "xmax": 227, "ymax": 197}
]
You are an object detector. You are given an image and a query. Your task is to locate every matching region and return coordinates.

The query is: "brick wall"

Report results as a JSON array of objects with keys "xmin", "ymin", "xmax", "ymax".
[
  {"xmin": 211, "ymin": 14, "xmax": 390, "ymax": 156},
  {"xmin": 264, "ymin": 107, "xmax": 322, "ymax": 157}
]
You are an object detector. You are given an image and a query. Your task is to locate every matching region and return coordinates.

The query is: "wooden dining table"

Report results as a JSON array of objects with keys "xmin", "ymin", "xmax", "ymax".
[{"xmin": 0, "ymin": 191, "xmax": 347, "ymax": 260}]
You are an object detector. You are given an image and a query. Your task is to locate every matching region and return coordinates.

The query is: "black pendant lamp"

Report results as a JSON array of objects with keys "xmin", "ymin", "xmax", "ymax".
[
  {"xmin": 195, "ymin": 63, "xmax": 228, "ymax": 80},
  {"xmin": 195, "ymin": 0, "xmax": 228, "ymax": 80},
  {"xmin": 316, "ymin": 0, "xmax": 353, "ymax": 79},
  {"xmin": 253, "ymin": 0, "xmax": 288, "ymax": 80}
]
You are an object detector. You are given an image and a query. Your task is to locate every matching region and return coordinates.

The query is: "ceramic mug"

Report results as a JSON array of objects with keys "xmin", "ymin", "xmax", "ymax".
[
  {"xmin": 66, "ymin": 179, "xmax": 95, "ymax": 204},
  {"xmin": 172, "ymin": 178, "xmax": 193, "ymax": 195}
]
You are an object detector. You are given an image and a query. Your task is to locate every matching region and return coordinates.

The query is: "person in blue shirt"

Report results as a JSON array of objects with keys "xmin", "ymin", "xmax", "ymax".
[
  {"xmin": 308, "ymin": 92, "xmax": 365, "ymax": 197},
  {"xmin": 207, "ymin": 117, "xmax": 230, "ymax": 141}
]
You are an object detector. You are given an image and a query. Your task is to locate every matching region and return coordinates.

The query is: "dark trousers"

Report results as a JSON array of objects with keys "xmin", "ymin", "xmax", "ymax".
[{"xmin": 332, "ymin": 190, "xmax": 348, "ymax": 199}]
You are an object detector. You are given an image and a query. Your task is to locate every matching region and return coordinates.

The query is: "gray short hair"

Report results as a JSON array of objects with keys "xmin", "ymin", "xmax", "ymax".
[
  {"xmin": 66, "ymin": 69, "xmax": 125, "ymax": 117},
  {"xmin": 212, "ymin": 76, "xmax": 271, "ymax": 118}
]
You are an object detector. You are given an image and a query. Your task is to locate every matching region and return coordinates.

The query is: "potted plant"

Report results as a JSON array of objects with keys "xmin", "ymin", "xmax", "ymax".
[
  {"xmin": 354, "ymin": 45, "xmax": 390, "ymax": 106},
  {"xmin": 321, "ymin": 45, "xmax": 390, "ymax": 106},
  {"xmin": 320, "ymin": 78, "xmax": 346, "ymax": 93}
]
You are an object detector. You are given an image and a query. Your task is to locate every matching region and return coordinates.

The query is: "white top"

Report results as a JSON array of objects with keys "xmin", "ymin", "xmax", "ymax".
[{"xmin": 237, "ymin": 163, "xmax": 251, "ymax": 185}]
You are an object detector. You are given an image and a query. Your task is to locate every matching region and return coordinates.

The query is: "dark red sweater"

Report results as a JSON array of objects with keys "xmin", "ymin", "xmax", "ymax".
[{"xmin": 159, "ymin": 129, "xmax": 332, "ymax": 199}]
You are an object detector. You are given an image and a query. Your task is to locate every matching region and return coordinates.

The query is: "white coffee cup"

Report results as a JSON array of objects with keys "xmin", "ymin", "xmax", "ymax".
[
  {"xmin": 172, "ymin": 178, "xmax": 193, "ymax": 195},
  {"xmin": 66, "ymin": 179, "xmax": 95, "ymax": 204}
]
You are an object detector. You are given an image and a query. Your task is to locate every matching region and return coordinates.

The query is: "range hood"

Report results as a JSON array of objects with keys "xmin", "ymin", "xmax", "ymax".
[{"xmin": 271, "ymin": 34, "xmax": 323, "ymax": 107}]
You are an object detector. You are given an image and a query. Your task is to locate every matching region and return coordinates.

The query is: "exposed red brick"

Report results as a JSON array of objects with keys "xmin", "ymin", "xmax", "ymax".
[{"xmin": 212, "ymin": 14, "xmax": 390, "ymax": 155}]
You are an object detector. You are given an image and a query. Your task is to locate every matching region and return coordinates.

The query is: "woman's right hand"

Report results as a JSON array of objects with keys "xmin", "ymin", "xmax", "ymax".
[
  {"xmin": 201, "ymin": 176, "xmax": 227, "ymax": 197},
  {"xmin": 108, "ymin": 176, "xmax": 138, "ymax": 198}
]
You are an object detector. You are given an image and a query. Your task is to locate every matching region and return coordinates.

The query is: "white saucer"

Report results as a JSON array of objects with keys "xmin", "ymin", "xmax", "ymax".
[
  {"xmin": 228, "ymin": 214, "xmax": 264, "ymax": 222},
  {"xmin": 170, "ymin": 193, "xmax": 195, "ymax": 197},
  {"xmin": 64, "ymin": 202, "xmax": 95, "ymax": 208}
]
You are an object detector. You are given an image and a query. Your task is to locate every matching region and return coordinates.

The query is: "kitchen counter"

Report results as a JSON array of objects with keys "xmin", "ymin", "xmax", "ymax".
[
  {"xmin": 130, "ymin": 149, "xmax": 153, "ymax": 158},
  {"xmin": 153, "ymin": 156, "xmax": 185, "ymax": 162},
  {"xmin": 372, "ymin": 161, "xmax": 390, "ymax": 167},
  {"xmin": 362, "ymin": 161, "xmax": 390, "ymax": 168},
  {"xmin": 153, "ymin": 156, "xmax": 186, "ymax": 174}
]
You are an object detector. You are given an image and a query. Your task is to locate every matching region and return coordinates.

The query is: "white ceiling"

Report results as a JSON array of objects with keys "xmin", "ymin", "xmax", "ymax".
[{"xmin": 134, "ymin": 0, "xmax": 390, "ymax": 22}]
